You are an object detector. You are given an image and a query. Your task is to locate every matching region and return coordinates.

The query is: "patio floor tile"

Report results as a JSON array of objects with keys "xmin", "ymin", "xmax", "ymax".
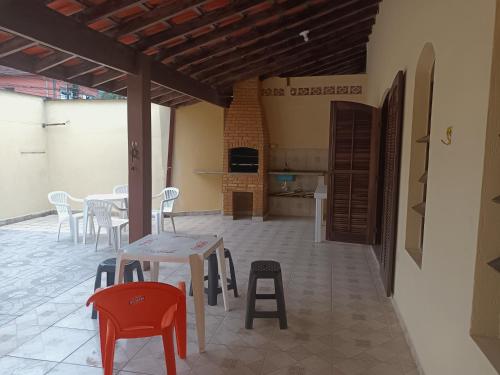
[{"xmin": 0, "ymin": 214, "xmax": 417, "ymax": 374}]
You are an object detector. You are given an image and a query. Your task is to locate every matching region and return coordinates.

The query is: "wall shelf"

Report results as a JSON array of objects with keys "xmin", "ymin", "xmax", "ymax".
[
  {"xmin": 268, "ymin": 170, "xmax": 326, "ymax": 176},
  {"xmin": 194, "ymin": 170, "xmax": 224, "ymax": 175},
  {"xmin": 487, "ymin": 257, "xmax": 500, "ymax": 273},
  {"xmin": 269, "ymin": 192, "xmax": 314, "ymax": 199},
  {"xmin": 412, "ymin": 202, "xmax": 426, "ymax": 216},
  {"xmin": 416, "ymin": 134, "xmax": 430, "ymax": 143},
  {"xmin": 418, "ymin": 171, "xmax": 428, "ymax": 183},
  {"xmin": 492, "ymin": 195, "xmax": 500, "ymax": 204}
]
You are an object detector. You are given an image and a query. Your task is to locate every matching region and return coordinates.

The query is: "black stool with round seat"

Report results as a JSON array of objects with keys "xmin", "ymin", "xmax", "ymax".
[
  {"xmin": 245, "ymin": 260, "xmax": 287, "ymax": 329},
  {"xmin": 91, "ymin": 257, "xmax": 144, "ymax": 319}
]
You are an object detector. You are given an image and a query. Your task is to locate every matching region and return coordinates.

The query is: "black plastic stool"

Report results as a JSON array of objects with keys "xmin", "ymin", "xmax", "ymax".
[
  {"xmin": 91, "ymin": 257, "xmax": 144, "ymax": 319},
  {"xmin": 245, "ymin": 260, "xmax": 287, "ymax": 329},
  {"xmin": 189, "ymin": 248, "xmax": 238, "ymax": 306}
]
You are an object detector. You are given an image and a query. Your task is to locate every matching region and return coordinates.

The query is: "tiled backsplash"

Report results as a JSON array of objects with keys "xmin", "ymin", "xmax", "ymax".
[
  {"xmin": 269, "ymin": 148, "xmax": 328, "ymax": 217},
  {"xmin": 269, "ymin": 148, "xmax": 328, "ymax": 171}
]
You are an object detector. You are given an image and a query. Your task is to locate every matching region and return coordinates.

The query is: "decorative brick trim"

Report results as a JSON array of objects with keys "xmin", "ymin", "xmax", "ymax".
[{"xmin": 262, "ymin": 85, "xmax": 364, "ymax": 96}]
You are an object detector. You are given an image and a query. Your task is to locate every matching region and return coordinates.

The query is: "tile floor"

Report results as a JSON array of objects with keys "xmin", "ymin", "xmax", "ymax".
[{"xmin": 0, "ymin": 215, "xmax": 418, "ymax": 375}]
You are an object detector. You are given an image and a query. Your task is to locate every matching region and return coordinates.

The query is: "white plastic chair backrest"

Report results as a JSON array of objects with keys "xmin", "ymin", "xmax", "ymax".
[
  {"xmin": 87, "ymin": 200, "xmax": 113, "ymax": 228},
  {"xmin": 48, "ymin": 191, "xmax": 72, "ymax": 219},
  {"xmin": 113, "ymin": 184, "xmax": 128, "ymax": 194},
  {"xmin": 160, "ymin": 187, "xmax": 179, "ymax": 213}
]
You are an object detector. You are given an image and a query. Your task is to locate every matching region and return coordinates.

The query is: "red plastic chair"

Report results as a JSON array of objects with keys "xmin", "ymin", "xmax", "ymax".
[{"xmin": 86, "ymin": 281, "xmax": 186, "ymax": 375}]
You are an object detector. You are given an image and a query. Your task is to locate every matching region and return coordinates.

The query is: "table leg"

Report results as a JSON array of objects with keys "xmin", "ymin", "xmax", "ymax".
[
  {"xmin": 315, "ymin": 197, "xmax": 322, "ymax": 243},
  {"xmin": 83, "ymin": 202, "xmax": 88, "ymax": 245},
  {"xmin": 114, "ymin": 255, "xmax": 125, "ymax": 284},
  {"xmin": 216, "ymin": 242, "xmax": 230, "ymax": 312},
  {"xmin": 189, "ymin": 254, "xmax": 205, "ymax": 353},
  {"xmin": 151, "ymin": 261, "xmax": 160, "ymax": 281}
]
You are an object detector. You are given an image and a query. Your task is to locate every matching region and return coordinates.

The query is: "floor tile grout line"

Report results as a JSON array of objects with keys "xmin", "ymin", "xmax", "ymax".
[{"xmin": 360, "ymin": 244, "xmax": 409, "ymax": 374}]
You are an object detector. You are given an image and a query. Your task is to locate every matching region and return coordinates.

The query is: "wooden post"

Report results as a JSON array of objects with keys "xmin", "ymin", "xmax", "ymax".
[
  {"xmin": 127, "ymin": 54, "xmax": 152, "ymax": 243},
  {"xmin": 166, "ymin": 108, "xmax": 176, "ymax": 187}
]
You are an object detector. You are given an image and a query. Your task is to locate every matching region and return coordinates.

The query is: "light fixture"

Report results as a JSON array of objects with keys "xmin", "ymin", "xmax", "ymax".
[{"xmin": 299, "ymin": 30, "xmax": 310, "ymax": 42}]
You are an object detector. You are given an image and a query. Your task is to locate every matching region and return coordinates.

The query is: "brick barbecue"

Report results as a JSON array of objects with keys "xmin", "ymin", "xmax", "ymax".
[{"xmin": 223, "ymin": 78, "xmax": 269, "ymax": 219}]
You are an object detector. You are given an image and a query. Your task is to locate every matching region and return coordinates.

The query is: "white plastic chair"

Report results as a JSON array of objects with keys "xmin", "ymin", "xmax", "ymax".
[
  {"xmin": 87, "ymin": 199, "xmax": 128, "ymax": 251},
  {"xmin": 48, "ymin": 191, "xmax": 84, "ymax": 244},
  {"xmin": 152, "ymin": 187, "xmax": 179, "ymax": 234},
  {"xmin": 112, "ymin": 184, "xmax": 129, "ymax": 218},
  {"xmin": 112, "ymin": 184, "xmax": 128, "ymax": 195}
]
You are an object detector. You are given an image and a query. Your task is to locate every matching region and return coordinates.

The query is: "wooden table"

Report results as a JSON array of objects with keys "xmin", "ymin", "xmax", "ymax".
[
  {"xmin": 82, "ymin": 193, "xmax": 128, "ymax": 244},
  {"xmin": 114, "ymin": 232, "xmax": 230, "ymax": 353}
]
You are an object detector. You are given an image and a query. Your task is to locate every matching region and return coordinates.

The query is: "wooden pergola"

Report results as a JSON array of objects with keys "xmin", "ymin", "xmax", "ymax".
[{"xmin": 0, "ymin": 0, "xmax": 380, "ymax": 241}]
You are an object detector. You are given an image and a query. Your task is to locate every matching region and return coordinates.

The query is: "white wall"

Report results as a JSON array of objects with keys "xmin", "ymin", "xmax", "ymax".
[
  {"xmin": 0, "ymin": 91, "xmax": 50, "ymax": 218},
  {"xmin": 0, "ymin": 93, "xmax": 170, "ymax": 219},
  {"xmin": 366, "ymin": 1, "xmax": 498, "ymax": 374}
]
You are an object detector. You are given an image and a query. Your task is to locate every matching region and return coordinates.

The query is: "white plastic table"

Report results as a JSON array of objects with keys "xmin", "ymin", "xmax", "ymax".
[
  {"xmin": 82, "ymin": 193, "xmax": 128, "ymax": 244},
  {"xmin": 113, "ymin": 232, "xmax": 230, "ymax": 353}
]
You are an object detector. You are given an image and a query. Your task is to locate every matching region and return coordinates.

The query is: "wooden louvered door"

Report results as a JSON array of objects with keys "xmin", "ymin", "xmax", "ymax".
[
  {"xmin": 327, "ymin": 101, "xmax": 379, "ymax": 244},
  {"xmin": 379, "ymin": 71, "xmax": 406, "ymax": 296}
]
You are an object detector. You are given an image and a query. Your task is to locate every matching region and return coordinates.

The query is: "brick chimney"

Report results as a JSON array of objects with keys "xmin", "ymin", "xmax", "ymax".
[{"xmin": 223, "ymin": 78, "xmax": 269, "ymax": 220}]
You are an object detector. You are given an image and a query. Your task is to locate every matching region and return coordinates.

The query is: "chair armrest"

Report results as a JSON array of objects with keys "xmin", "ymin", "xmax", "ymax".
[
  {"xmin": 53, "ymin": 203, "xmax": 72, "ymax": 209},
  {"xmin": 152, "ymin": 192, "xmax": 164, "ymax": 199},
  {"xmin": 159, "ymin": 198, "xmax": 176, "ymax": 212},
  {"xmin": 110, "ymin": 202, "xmax": 128, "ymax": 212},
  {"xmin": 68, "ymin": 195, "xmax": 84, "ymax": 203}
]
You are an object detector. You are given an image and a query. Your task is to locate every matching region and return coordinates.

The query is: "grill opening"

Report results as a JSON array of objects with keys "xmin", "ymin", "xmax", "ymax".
[{"xmin": 229, "ymin": 147, "xmax": 258, "ymax": 173}]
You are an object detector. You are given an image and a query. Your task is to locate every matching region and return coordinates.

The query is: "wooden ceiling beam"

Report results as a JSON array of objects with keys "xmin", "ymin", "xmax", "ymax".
[
  {"xmin": 167, "ymin": 0, "xmax": 379, "ymax": 68},
  {"xmin": 35, "ymin": 51, "xmax": 74, "ymax": 73},
  {"xmin": 157, "ymin": 0, "xmax": 311, "ymax": 63},
  {"xmin": 185, "ymin": 16, "xmax": 375, "ymax": 78},
  {"xmin": 76, "ymin": 0, "xmax": 148, "ymax": 24},
  {"xmin": 94, "ymin": 77, "xmax": 128, "ymax": 93},
  {"xmin": 111, "ymin": 0, "xmax": 211, "ymax": 38},
  {"xmin": 216, "ymin": 44, "xmax": 365, "ymax": 90},
  {"xmin": 156, "ymin": 91, "xmax": 186, "ymax": 104},
  {"xmin": 151, "ymin": 87, "xmax": 173, "ymax": 99},
  {"xmin": 0, "ymin": 0, "xmax": 136, "ymax": 72},
  {"xmin": 0, "ymin": 36, "xmax": 37, "ymax": 58},
  {"xmin": 330, "ymin": 64, "xmax": 364, "ymax": 75},
  {"xmin": 66, "ymin": 61, "xmax": 102, "ymax": 79},
  {"xmin": 162, "ymin": 95, "xmax": 195, "ymax": 108},
  {"xmin": 260, "ymin": 44, "xmax": 367, "ymax": 79},
  {"xmin": 158, "ymin": 0, "xmax": 316, "ymax": 63},
  {"xmin": 91, "ymin": 70, "xmax": 126, "ymax": 87},
  {"xmin": 136, "ymin": 0, "xmax": 302, "ymax": 51},
  {"xmin": 308, "ymin": 59, "xmax": 366, "ymax": 76},
  {"xmin": 0, "ymin": 0, "xmax": 227, "ymax": 107},
  {"xmin": 195, "ymin": 24, "xmax": 373, "ymax": 82},
  {"xmin": 209, "ymin": 38, "xmax": 367, "ymax": 86},
  {"xmin": 281, "ymin": 50, "xmax": 366, "ymax": 77},
  {"xmin": 0, "ymin": 51, "xmax": 94, "ymax": 88},
  {"xmin": 294, "ymin": 55, "xmax": 366, "ymax": 77}
]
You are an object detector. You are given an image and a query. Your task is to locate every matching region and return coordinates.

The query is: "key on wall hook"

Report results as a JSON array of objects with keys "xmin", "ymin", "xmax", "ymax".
[
  {"xmin": 441, "ymin": 126, "xmax": 453, "ymax": 145},
  {"xmin": 130, "ymin": 141, "xmax": 139, "ymax": 171}
]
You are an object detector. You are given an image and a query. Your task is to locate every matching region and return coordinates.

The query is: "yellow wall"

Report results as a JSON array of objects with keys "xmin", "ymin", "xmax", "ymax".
[
  {"xmin": 366, "ymin": 1, "xmax": 497, "ymax": 374},
  {"xmin": 261, "ymin": 75, "xmax": 367, "ymax": 149},
  {"xmin": 0, "ymin": 91, "xmax": 50, "ymax": 218},
  {"xmin": 171, "ymin": 101, "xmax": 224, "ymax": 213},
  {"xmin": 170, "ymin": 75, "xmax": 367, "ymax": 214},
  {"xmin": 45, "ymin": 100, "xmax": 169, "ymax": 206}
]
